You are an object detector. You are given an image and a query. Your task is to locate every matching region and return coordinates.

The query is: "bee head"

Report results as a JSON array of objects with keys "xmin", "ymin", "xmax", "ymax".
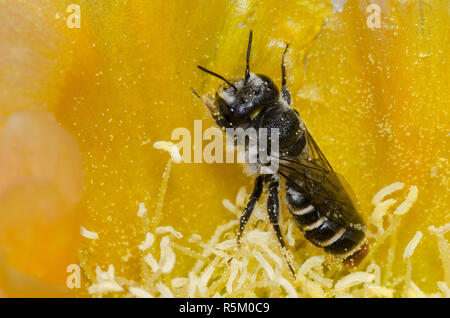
[
  {"xmin": 214, "ymin": 73, "xmax": 279, "ymax": 126},
  {"xmin": 196, "ymin": 31, "xmax": 279, "ymax": 127}
]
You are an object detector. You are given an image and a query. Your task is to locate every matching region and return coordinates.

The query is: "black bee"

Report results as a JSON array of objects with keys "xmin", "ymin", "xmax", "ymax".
[{"xmin": 193, "ymin": 31, "xmax": 368, "ymax": 272}]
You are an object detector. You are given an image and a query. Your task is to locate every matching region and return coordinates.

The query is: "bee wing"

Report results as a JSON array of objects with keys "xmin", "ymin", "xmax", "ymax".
[{"xmin": 278, "ymin": 128, "xmax": 364, "ymax": 229}]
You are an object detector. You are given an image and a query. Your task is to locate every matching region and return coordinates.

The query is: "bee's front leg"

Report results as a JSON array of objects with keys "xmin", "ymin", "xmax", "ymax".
[{"xmin": 281, "ymin": 43, "xmax": 291, "ymax": 105}]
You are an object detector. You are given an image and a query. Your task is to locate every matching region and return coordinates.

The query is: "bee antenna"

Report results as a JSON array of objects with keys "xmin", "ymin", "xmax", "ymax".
[
  {"xmin": 244, "ymin": 30, "xmax": 253, "ymax": 83},
  {"xmin": 197, "ymin": 65, "xmax": 237, "ymax": 91}
]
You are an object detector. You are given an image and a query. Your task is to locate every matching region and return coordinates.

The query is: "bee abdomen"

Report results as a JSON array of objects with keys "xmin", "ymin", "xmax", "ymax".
[
  {"xmin": 286, "ymin": 187, "xmax": 366, "ymax": 262},
  {"xmin": 325, "ymin": 225, "xmax": 363, "ymax": 250}
]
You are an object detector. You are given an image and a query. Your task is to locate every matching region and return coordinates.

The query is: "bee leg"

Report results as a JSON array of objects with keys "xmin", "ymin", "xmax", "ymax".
[
  {"xmin": 281, "ymin": 43, "xmax": 291, "ymax": 105},
  {"xmin": 237, "ymin": 175, "xmax": 264, "ymax": 246},
  {"xmin": 191, "ymin": 88, "xmax": 231, "ymax": 128},
  {"xmin": 267, "ymin": 179, "xmax": 296, "ymax": 277}
]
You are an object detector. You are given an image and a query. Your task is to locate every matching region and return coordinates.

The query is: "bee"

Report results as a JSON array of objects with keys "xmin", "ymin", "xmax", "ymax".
[{"xmin": 193, "ymin": 31, "xmax": 368, "ymax": 273}]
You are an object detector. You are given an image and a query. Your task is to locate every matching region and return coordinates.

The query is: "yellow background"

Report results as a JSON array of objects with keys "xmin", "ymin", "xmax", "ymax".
[{"xmin": 0, "ymin": 0, "xmax": 448, "ymax": 296}]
